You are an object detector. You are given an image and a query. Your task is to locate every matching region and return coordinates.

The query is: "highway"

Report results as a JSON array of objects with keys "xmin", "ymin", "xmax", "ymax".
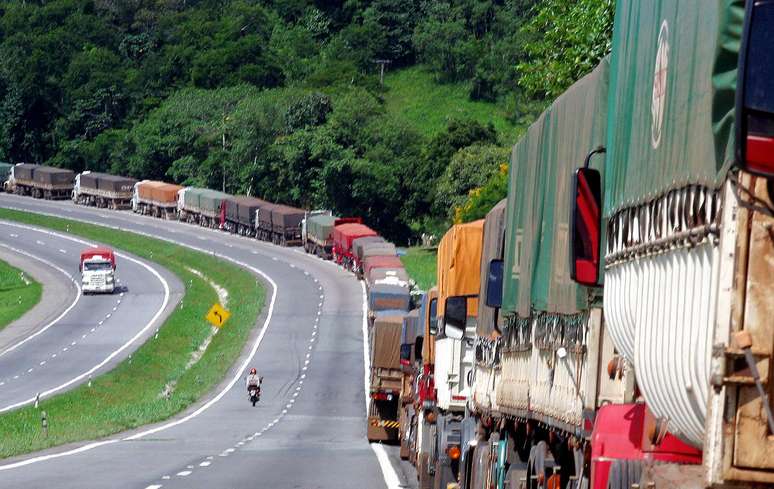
[
  {"xmin": 0, "ymin": 219, "xmax": 181, "ymax": 413},
  {"xmin": 0, "ymin": 194, "xmax": 416, "ymax": 489}
]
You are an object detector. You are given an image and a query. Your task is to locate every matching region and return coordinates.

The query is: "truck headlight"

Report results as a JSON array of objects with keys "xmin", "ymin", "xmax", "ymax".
[{"xmin": 106, "ymin": 275, "xmax": 114, "ymax": 283}]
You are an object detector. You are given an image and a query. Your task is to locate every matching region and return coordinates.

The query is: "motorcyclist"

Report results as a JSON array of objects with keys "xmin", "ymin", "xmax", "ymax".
[{"xmin": 246, "ymin": 367, "xmax": 262, "ymax": 392}]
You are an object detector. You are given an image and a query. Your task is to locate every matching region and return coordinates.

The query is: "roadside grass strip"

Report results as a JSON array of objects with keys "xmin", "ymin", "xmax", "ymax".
[
  {"xmin": 399, "ymin": 247, "xmax": 437, "ymax": 290},
  {"xmin": 0, "ymin": 259, "xmax": 42, "ymax": 332},
  {"xmin": 0, "ymin": 209, "xmax": 263, "ymax": 459}
]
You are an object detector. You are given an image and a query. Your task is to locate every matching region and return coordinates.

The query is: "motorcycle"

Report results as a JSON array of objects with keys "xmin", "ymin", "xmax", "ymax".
[{"xmin": 248, "ymin": 385, "xmax": 261, "ymax": 406}]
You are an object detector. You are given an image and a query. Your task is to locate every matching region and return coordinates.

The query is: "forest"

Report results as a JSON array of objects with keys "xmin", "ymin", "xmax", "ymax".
[{"xmin": 0, "ymin": 0, "xmax": 613, "ymax": 241}]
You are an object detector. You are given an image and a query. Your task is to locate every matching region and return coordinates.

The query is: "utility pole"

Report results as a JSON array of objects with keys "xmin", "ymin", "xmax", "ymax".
[{"xmin": 374, "ymin": 59, "xmax": 392, "ymax": 86}]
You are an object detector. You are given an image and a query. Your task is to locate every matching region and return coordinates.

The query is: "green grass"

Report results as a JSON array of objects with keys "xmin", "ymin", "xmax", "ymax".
[
  {"xmin": 400, "ymin": 247, "xmax": 437, "ymax": 291},
  {"xmin": 0, "ymin": 259, "xmax": 42, "ymax": 331},
  {"xmin": 0, "ymin": 209, "xmax": 263, "ymax": 458},
  {"xmin": 382, "ymin": 66, "xmax": 518, "ymax": 140}
]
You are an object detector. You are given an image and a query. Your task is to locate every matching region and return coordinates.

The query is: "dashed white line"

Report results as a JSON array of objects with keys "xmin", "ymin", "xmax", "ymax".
[
  {"xmin": 35, "ymin": 240, "xmax": 45, "ymax": 245},
  {"xmin": 59, "ymin": 249, "xmax": 67, "ymax": 254},
  {"xmin": 39, "ymin": 361, "xmax": 46, "ymax": 366},
  {"xmin": 26, "ymin": 368, "xmax": 32, "ymax": 373},
  {"xmin": 199, "ymin": 461, "xmax": 211, "ymax": 467},
  {"xmin": 145, "ymin": 485, "xmax": 163, "ymax": 489},
  {"xmin": 176, "ymin": 470, "xmax": 191, "ymax": 477}
]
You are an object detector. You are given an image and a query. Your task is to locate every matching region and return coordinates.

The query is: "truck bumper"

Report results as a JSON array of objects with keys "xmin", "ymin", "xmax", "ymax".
[{"xmin": 82, "ymin": 284, "xmax": 115, "ymax": 294}]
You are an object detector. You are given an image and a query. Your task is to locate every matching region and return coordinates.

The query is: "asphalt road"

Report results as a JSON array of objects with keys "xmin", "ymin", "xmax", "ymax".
[
  {"xmin": 0, "ymin": 194, "xmax": 417, "ymax": 489},
  {"xmin": 0, "ymin": 218, "xmax": 181, "ymax": 413}
]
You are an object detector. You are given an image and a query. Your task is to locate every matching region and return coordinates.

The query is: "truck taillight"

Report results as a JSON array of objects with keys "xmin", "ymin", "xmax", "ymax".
[
  {"xmin": 746, "ymin": 134, "xmax": 774, "ymax": 175},
  {"xmin": 371, "ymin": 392, "xmax": 394, "ymax": 401}
]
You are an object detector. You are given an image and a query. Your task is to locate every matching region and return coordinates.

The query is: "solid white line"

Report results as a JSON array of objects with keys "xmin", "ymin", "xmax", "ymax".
[
  {"xmin": 0, "ymin": 243, "xmax": 82, "ymax": 357},
  {"xmin": 360, "ymin": 281, "xmax": 402, "ymax": 489},
  {"xmin": 0, "ymin": 222, "xmax": 171, "ymax": 414}
]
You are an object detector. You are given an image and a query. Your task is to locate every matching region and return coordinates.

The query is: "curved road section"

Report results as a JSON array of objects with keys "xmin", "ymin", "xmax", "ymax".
[
  {"xmin": 0, "ymin": 194, "xmax": 412, "ymax": 489},
  {"xmin": 0, "ymin": 219, "xmax": 182, "ymax": 413}
]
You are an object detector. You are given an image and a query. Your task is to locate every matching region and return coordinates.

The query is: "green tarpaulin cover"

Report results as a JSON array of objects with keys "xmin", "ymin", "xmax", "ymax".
[
  {"xmin": 502, "ymin": 59, "xmax": 609, "ymax": 318},
  {"xmin": 604, "ymin": 0, "xmax": 743, "ymax": 216}
]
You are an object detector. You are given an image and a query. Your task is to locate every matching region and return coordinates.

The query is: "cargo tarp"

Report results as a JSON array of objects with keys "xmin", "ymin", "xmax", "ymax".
[
  {"xmin": 437, "ymin": 220, "xmax": 484, "ymax": 319},
  {"xmin": 353, "ymin": 236, "xmax": 386, "ymax": 259},
  {"xmin": 333, "ymin": 223, "xmax": 377, "ymax": 251},
  {"xmin": 362, "ymin": 242, "xmax": 398, "ymax": 259},
  {"xmin": 401, "ymin": 310, "xmax": 421, "ymax": 345},
  {"xmin": 13, "ymin": 164, "xmax": 37, "ymax": 181},
  {"xmin": 34, "ymin": 166, "xmax": 74, "ymax": 185},
  {"xmin": 367, "ymin": 268, "xmax": 410, "ymax": 288},
  {"xmin": 604, "ymin": 0, "xmax": 742, "ymax": 216},
  {"xmin": 364, "ymin": 255, "xmax": 404, "ymax": 277},
  {"xmin": 199, "ymin": 190, "xmax": 230, "ymax": 215},
  {"xmin": 369, "ymin": 283, "xmax": 411, "ymax": 312},
  {"xmin": 502, "ymin": 59, "xmax": 609, "ymax": 318},
  {"xmin": 225, "ymin": 196, "xmax": 263, "ymax": 226},
  {"xmin": 306, "ymin": 214, "xmax": 336, "ymax": 244},
  {"xmin": 477, "ymin": 199, "xmax": 507, "ymax": 337},
  {"xmin": 256, "ymin": 201, "xmax": 278, "ymax": 230},
  {"xmin": 271, "ymin": 205, "xmax": 305, "ymax": 232},
  {"xmin": 371, "ymin": 314, "xmax": 404, "ymax": 370},
  {"xmin": 421, "ymin": 288, "xmax": 438, "ymax": 367},
  {"xmin": 80, "ymin": 172, "xmax": 135, "ymax": 193}
]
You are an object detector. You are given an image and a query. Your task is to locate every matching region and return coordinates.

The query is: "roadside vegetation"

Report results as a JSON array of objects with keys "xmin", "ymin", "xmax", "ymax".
[
  {"xmin": 0, "ymin": 209, "xmax": 263, "ymax": 459},
  {"xmin": 401, "ymin": 248, "xmax": 438, "ymax": 291},
  {"xmin": 0, "ymin": 259, "xmax": 42, "ymax": 331},
  {"xmin": 0, "ymin": 0, "xmax": 613, "ymax": 242}
]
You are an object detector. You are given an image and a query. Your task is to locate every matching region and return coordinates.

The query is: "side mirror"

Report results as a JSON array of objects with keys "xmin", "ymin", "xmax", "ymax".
[
  {"xmin": 736, "ymin": 0, "xmax": 774, "ymax": 176},
  {"xmin": 428, "ymin": 298, "xmax": 438, "ymax": 336},
  {"xmin": 485, "ymin": 259, "xmax": 503, "ymax": 308},
  {"xmin": 444, "ymin": 296, "xmax": 467, "ymax": 340},
  {"xmin": 570, "ymin": 155, "xmax": 603, "ymax": 286}
]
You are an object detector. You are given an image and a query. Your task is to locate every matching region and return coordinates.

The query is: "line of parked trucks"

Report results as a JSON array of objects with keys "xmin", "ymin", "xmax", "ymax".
[
  {"xmin": 359, "ymin": 2, "xmax": 774, "ymax": 489},
  {"xmin": 0, "ymin": 1, "xmax": 772, "ymax": 488}
]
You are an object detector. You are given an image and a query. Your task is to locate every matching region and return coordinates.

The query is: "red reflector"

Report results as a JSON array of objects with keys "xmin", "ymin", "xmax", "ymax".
[
  {"xmin": 746, "ymin": 135, "xmax": 774, "ymax": 175},
  {"xmin": 400, "ymin": 359, "xmax": 410, "ymax": 366},
  {"xmin": 451, "ymin": 395, "xmax": 467, "ymax": 401},
  {"xmin": 371, "ymin": 392, "xmax": 395, "ymax": 401}
]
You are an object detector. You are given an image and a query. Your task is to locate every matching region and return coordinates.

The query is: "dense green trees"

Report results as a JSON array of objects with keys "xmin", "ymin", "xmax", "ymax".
[{"xmin": 0, "ymin": 0, "xmax": 614, "ymax": 241}]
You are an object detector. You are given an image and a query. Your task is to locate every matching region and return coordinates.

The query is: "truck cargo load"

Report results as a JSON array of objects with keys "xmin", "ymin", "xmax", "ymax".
[
  {"xmin": 476, "ymin": 199, "xmax": 507, "ymax": 337},
  {"xmin": 368, "ymin": 282, "xmax": 411, "ymax": 313},
  {"xmin": 363, "ymin": 255, "xmax": 404, "ymax": 278},
  {"xmin": 352, "ymin": 236, "xmax": 385, "ymax": 260},
  {"xmin": 12, "ymin": 163, "xmax": 37, "ymax": 182},
  {"xmin": 367, "ymin": 267, "xmax": 410, "ymax": 288}
]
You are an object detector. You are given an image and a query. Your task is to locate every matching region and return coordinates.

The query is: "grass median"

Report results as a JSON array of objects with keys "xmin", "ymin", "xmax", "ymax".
[
  {"xmin": 0, "ymin": 208, "xmax": 264, "ymax": 459},
  {"xmin": 400, "ymin": 247, "xmax": 437, "ymax": 291},
  {"xmin": 0, "ymin": 259, "xmax": 42, "ymax": 331}
]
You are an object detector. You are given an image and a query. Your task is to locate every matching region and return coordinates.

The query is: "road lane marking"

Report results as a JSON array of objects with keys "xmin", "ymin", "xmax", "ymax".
[
  {"xmin": 145, "ymin": 485, "xmax": 162, "ymax": 489},
  {"xmin": 35, "ymin": 240, "xmax": 45, "ymax": 245},
  {"xmin": 59, "ymin": 249, "xmax": 67, "ymax": 254},
  {"xmin": 199, "ymin": 461, "xmax": 211, "ymax": 467},
  {"xmin": 176, "ymin": 470, "xmax": 191, "ymax": 477}
]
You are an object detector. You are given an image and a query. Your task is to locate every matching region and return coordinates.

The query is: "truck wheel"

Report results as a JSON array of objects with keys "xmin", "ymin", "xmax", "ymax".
[{"xmin": 606, "ymin": 459, "xmax": 641, "ymax": 489}]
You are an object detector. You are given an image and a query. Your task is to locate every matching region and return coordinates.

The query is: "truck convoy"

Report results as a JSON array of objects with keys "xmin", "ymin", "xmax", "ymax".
[
  {"xmin": 72, "ymin": 171, "xmax": 137, "ymax": 209},
  {"xmin": 79, "ymin": 247, "xmax": 117, "ymax": 294}
]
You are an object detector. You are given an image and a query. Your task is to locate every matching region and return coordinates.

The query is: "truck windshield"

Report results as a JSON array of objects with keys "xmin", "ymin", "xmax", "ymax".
[{"xmin": 84, "ymin": 261, "xmax": 112, "ymax": 271}]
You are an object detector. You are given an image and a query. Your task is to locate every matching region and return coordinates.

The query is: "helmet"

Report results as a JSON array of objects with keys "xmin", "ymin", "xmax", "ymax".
[{"xmin": 250, "ymin": 368, "xmax": 257, "ymax": 375}]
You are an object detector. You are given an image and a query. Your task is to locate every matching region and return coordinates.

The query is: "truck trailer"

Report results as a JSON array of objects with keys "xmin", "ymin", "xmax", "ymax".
[
  {"xmin": 368, "ymin": 312, "xmax": 406, "ymax": 442},
  {"xmin": 132, "ymin": 180, "xmax": 182, "ymax": 219},
  {"xmin": 6, "ymin": 164, "xmax": 74, "ymax": 200},
  {"xmin": 221, "ymin": 196, "xmax": 264, "ymax": 236},
  {"xmin": 178, "ymin": 187, "xmax": 231, "ymax": 228},
  {"xmin": 73, "ymin": 171, "xmax": 137, "ymax": 209}
]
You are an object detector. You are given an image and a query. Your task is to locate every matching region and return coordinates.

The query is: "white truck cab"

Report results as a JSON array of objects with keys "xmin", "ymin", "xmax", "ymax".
[{"xmin": 80, "ymin": 248, "xmax": 116, "ymax": 294}]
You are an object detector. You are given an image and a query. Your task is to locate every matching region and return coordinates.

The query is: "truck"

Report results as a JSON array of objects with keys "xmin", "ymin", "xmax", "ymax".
[
  {"xmin": 368, "ymin": 312, "xmax": 406, "ymax": 442},
  {"xmin": 79, "ymin": 247, "xmax": 117, "ymax": 294},
  {"xmin": 353, "ymin": 237, "xmax": 397, "ymax": 276},
  {"xmin": 266, "ymin": 204, "xmax": 306, "ymax": 246},
  {"xmin": 415, "ymin": 219, "xmax": 483, "ymax": 489},
  {"xmin": 5, "ymin": 164, "xmax": 74, "ymax": 200},
  {"xmin": 415, "ymin": 287, "xmax": 438, "ymax": 489},
  {"xmin": 177, "ymin": 187, "xmax": 231, "ymax": 228},
  {"xmin": 399, "ymin": 307, "xmax": 423, "ymax": 461},
  {"xmin": 132, "ymin": 180, "xmax": 182, "ymax": 219},
  {"xmin": 221, "ymin": 196, "xmax": 264, "ymax": 235},
  {"xmin": 332, "ymin": 222, "xmax": 377, "ymax": 269},
  {"xmin": 72, "ymin": 171, "xmax": 137, "ymax": 209}
]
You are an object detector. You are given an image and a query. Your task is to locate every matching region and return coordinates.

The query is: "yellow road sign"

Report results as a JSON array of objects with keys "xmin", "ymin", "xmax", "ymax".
[{"xmin": 206, "ymin": 303, "xmax": 231, "ymax": 328}]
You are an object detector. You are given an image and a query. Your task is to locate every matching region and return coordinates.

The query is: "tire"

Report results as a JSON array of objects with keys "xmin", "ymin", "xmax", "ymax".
[{"xmin": 606, "ymin": 459, "xmax": 642, "ymax": 489}]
